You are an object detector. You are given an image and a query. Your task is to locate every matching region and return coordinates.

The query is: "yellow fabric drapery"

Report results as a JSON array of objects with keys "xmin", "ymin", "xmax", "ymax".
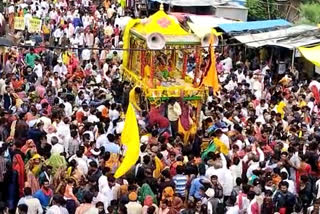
[
  {"xmin": 201, "ymin": 35, "xmax": 220, "ymax": 94},
  {"xmin": 114, "ymin": 103, "xmax": 140, "ymax": 178},
  {"xmin": 178, "ymin": 119, "xmax": 197, "ymax": 144},
  {"xmin": 123, "ymin": 19, "xmax": 141, "ymax": 68},
  {"xmin": 133, "ymin": 10, "xmax": 189, "ymax": 36},
  {"xmin": 299, "ymin": 46, "xmax": 320, "ymax": 67}
]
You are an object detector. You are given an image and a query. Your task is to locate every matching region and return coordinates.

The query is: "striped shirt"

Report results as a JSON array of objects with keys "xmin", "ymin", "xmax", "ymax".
[{"xmin": 173, "ymin": 174, "xmax": 188, "ymax": 196}]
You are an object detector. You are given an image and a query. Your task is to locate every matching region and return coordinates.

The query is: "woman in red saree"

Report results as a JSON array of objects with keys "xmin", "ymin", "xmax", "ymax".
[
  {"xmin": 296, "ymin": 155, "xmax": 311, "ymax": 193},
  {"xmin": 12, "ymin": 154, "xmax": 25, "ymax": 197}
]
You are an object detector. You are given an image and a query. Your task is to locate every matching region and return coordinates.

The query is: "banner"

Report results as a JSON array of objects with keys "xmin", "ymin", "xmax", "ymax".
[
  {"xmin": 14, "ymin": 17, "xmax": 25, "ymax": 30},
  {"xmin": 28, "ymin": 18, "xmax": 42, "ymax": 33}
]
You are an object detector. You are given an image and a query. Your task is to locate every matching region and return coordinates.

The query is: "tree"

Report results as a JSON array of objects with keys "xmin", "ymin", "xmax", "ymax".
[
  {"xmin": 246, "ymin": 0, "xmax": 281, "ymax": 20},
  {"xmin": 299, "ymin": 3, "xmax": 320, "ymax": 25}
]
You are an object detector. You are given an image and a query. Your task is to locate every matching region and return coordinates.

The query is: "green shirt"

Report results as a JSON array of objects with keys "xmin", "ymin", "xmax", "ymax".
[{"xmin": 25, "ymin": 53, "xmax": 39, "ymax": 68}]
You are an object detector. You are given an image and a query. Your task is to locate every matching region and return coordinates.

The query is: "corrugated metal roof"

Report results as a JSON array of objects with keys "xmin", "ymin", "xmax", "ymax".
[
  {"xmin": 218, "ymin": 19, "xmax": 291, "ymax": 33},
  {"xmin": 234, "ymin": 25, "xmax": 320, "ymax": 49}
]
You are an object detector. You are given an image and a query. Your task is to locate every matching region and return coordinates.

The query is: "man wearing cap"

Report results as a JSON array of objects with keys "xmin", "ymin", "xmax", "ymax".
[
  {"xmin": 125, "ymin": 192, "xmax": 142, "ymax": 214},
  {"xmin": 53, "ymin": 59, "xmax": 68, "ymax": 79}
]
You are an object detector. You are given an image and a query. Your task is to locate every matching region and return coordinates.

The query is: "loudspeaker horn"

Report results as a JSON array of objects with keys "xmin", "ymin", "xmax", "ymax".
[{"xmin": 146, "ymin": 33, "xmax": 166, "ymax": 50}]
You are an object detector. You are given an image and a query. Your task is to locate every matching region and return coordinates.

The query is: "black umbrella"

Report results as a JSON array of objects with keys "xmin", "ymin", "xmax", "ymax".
[{"xmin": 0, "ymin": 37, "xmax": 14, "ymax": 46}]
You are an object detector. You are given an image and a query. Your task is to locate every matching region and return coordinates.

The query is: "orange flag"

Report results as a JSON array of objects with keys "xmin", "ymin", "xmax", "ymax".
[{"xmin": 202, "ymin": 35, "xmax": 220, "ymax": 94}]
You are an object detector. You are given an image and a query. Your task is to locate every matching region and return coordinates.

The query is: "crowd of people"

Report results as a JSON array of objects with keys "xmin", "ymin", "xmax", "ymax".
[{"xmin": 0, "ymin": 0, "xmax": 320, "ymax": 214}]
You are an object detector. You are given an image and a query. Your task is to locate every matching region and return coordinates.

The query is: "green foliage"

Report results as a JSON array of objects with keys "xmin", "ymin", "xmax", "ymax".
[
  {"xmin": 300, "ymin": 0, "xmax": 320, "ymax": 3},
  {"xmin": 299, "ymin": 3, "xmax": 320, "ymax": 25},
  {"xmin": 246, "ymin": 0, "xmax": 280, "ymax": 20}
]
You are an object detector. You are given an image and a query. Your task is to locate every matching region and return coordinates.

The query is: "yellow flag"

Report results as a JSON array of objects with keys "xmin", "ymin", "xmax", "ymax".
[
  {"xmin": 153, "ymin": 156, "xmax": 163, "ymax": 179},
  {"xmin": 202, "ymin": 35, "xmax": 220, "ymax": 94},
  {"xmin": 214, "ymin": 137, "xmax": 229, "ymax": 155},
  {"xmin": 114, "ymin": 103, "xmax": 140, "ymax": 178}
]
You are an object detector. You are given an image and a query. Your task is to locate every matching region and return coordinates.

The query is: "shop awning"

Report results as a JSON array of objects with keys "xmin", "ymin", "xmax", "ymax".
[
  {"xmin": 233, "ymin": 25, "xmax": 320, "ymax": 49},
  {"xmin": 218, "ymin": 19, "xmax": 291, "ymax": 33},
  {"xmin": 299, "ymin": 46, "xmax": 320, "ymax": 67}
]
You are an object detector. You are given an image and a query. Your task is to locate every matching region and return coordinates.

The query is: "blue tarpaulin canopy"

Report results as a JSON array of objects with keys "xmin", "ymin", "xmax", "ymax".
[
  {"xmin": 231, "ymin": 0, "xmax": 246, "ymax": 6},
  {"xmin": 218, "ymin": 19, "xmax": 291, "ymax": 33}
]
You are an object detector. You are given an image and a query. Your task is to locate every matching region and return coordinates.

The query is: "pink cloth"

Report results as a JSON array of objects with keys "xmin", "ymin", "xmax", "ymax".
[
  {"xmin": 36, "ymin": 85, "xmax": 46, "ymax": 98},
  {"xmin": 251, "ymin": 202, "xmax": 260, "ymax": 214},
  {"xmin": 311, "ymin": 85, "xmax": 320, "ymax": 105}
]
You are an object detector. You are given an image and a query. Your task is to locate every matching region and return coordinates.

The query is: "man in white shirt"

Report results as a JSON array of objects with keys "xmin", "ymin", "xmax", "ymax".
[
  {"xmin": 70, "ymin": 150, "xmax": 88, "ymax": 175},
  {"xmin": 246, "ymin": 156, "xmax": 260, "ymax": 179},
  {"xmin": 92, "ymin": 186, "xmax": 109, "ymax": 211},
  {"xmin": 167, "ymin": 98, "xmax": 182, "ymax": 137},
  {"xmin": 56, "ymin": 118, "xmax": 71, "ymax": 153},
  {"xmin": 53, "ymin": 27, "xmax": 64, "ymax": 45},
  {"xmin": 53, "ymin": 59, "xmax": 67, "ymax": 77},
  {"xmin": 47, "ymin": 194, "xmax": 69, "ymax": 214},
  {"xmin": 280, "ymin": 172, "xmax": 296, "ymax": 195},
  {"xmin": 107, "ymin": 7, "xmax": 115, "ymax": 19},
  {"xmin": 226, "ymin": 196, "xmax": 240, "ymax": 214},
  {"xmin": 98, "ymin": 168, "xmax": 109, "ymax": 192},
  {"xmin": 40, "ymin": 1, "xmax": 49, "ymax": 13},
  {"xmin": 82, "ymin": 13, "xmax": 91, "ymax": 28},
  {"xmin": 33, "ymin": 59, "xmax": 43, "ymax": 82},
  {"xmin": 221, "ymin": 55, "xmax": 232, "ymax": 73},
  {"xmin": 70, "ymin": 34, "xmax": 79, "ymax": 48},
  {"xmin": 64, "ymin": 100, "xmax": 73, "ymax": 118},
  {"xmin": 76, "ymin": 31, "xmax": 85, "ymax": 47},
  {"xmin": 101, "ymin": 176, "xmax": 120, "ymax": 208},
  {"xmin": 81, "ymin": 47, "xmax": 91, "ymax": 62},
  {"xmin": 17, "ymin": 187, "xmax": 43, "ymax": 214},
  {"xmin": 50, "ymin": 136, "xmax": 64, "ymax": 154},
  {"xmin": 125, "ymin": 192, "xmax": 142, "ymax": 214},
  {"xmin": 85, "ymin": 32, "xmax": 94, "ymax": 47},
  {"xmin": 255, "ymin": 99, "xmax": 268, "ymax": 117},
  {"xmin": 24, "ymin": 11, "xmax": 32, "ymax": 29}
]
